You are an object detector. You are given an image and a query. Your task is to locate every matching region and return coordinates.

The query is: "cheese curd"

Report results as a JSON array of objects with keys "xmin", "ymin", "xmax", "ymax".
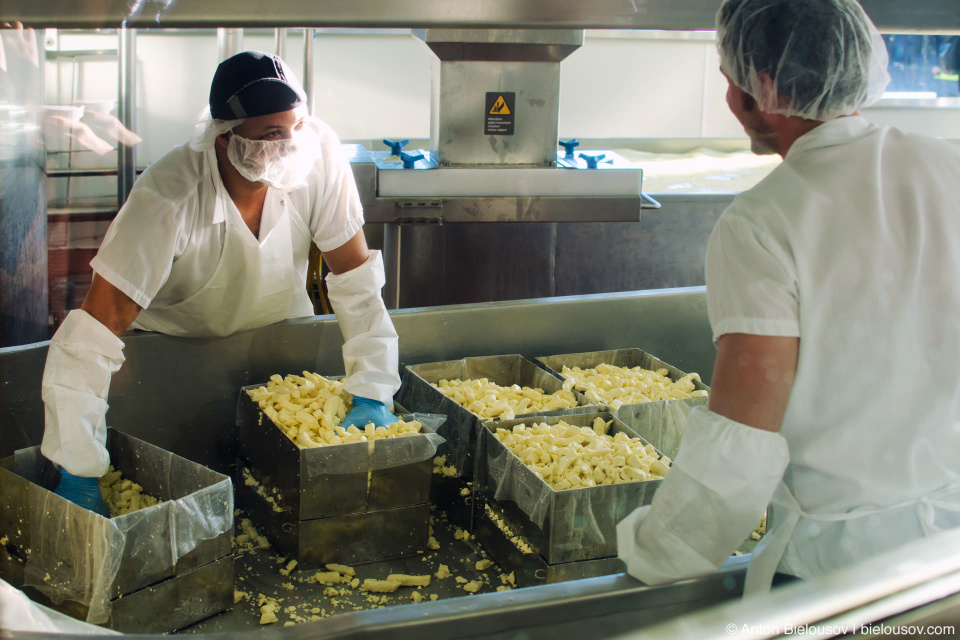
[
  {"xmin": 494, "ymin": 418, "xmax": 670, "ymax": 491},
  {"xmin": 247, "ymin": 372, "xmax": 422, "ymax": 447},
  {"xmin": 431, "ymin": 377, "xmax": 578, "ymax": 420},
  {"xmin": 559, "ymin": 363, "xmax": 708, "ymax": 411},
  {"xmin": 98, "ymin": 466, "xmax": 161, "ymax": 517}
]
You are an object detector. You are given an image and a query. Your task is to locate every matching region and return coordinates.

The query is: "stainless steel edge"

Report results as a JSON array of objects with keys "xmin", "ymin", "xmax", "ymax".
[
  {"xmin": 3, "ymin": 0, "xmax": 958, "ymax": 32},
  {"xmin": 368, "ymin": 196, "xmax": 642, "ymax": 223}
]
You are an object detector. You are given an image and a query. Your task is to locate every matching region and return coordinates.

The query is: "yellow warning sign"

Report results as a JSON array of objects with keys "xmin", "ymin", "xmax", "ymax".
[
  {"xmin": 489, "ymin": 95, "xmax": 511, "ymax": 115},
  {"xmin": 485, "ymin": 92, "xmax": 515, "ymax": 135}
]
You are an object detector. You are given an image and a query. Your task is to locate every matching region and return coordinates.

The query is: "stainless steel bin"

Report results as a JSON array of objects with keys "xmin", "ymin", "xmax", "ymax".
[{"xmin": 0, "ymin": 429, "xmax": 233, "ymax": 633}]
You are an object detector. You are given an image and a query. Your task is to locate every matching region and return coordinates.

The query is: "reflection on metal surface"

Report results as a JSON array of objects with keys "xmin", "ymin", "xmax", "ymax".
[
  {"xmin": 0, "ymin": 24, "xmax": 47, "ymax": 346},
  {"xmin": 117, "ymin": 28, "xmax": 137, "ymax": 207}
]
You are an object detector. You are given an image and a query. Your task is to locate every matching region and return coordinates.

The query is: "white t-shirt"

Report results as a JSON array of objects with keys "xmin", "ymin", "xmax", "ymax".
[
  {"xmin": 91, "ymin": 118, "xmax": 364, "ymax": 310},
  {"xmin": 706, "ymin": 116, "xmax": 960, "ymax": 577}
]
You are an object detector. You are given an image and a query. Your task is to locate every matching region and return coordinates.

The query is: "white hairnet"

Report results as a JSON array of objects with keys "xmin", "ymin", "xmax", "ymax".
[
  {"xmin": 716, "ymin": 0, "xmax": 890, "ymax": 121},
  {"xmin": 188, "ymin": 106, "xmax": 244, "ymax": 151}
]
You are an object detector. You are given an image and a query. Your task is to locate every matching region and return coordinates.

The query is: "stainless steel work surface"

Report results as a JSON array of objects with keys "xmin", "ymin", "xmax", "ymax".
[{"xmin": 177, "ymin": 505, "xmax": 751, "ymax": 638}]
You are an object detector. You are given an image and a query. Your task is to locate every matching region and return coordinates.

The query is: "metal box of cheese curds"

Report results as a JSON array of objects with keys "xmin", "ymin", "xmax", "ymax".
[
  {"xmin": 235, "ymin": 382, "xmax": 445, "ymax": 567},
  {"xmin": 0, "ymin": 429, "xmax": 233, "ymax": 633},
  {"xmin": 477, "ymin": 411, "xmax": 665, "ymax": 566},
  {"xmin": 396, "ymin": 355, "xmax": 595, "ymax": 530},
  {"xmin": 535, "ymin": 348, "xmax": 710, "ymax": 416}
]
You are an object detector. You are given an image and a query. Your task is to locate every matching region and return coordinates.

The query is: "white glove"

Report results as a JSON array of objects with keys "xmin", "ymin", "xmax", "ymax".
[
  {"xmin": 616, "ymin": 406, "xmax": 790, "ymax": 585},
  {"xmin": 40, "ymin": 310, "xmax": 125, "ymax": 478},
  {"xmin": 325, "ymin": 250, "xmax": 401, "ymax": 406}
]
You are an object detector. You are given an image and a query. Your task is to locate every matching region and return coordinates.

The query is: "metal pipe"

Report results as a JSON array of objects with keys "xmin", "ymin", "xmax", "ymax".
[
  {"xmin": 45, "ymin": 49, "xmax": 117, "ymax": 58},
  {"xmin": 274, "ymin": 27, "xmax": 287, "ymax": 59},
  {"xmin": 48, "ymin": 167, "xmax": 119, "ymax": 178},
  {"xmin": 47, "ymin": 206, "xmax": 120, "ymax": 216},
  {"xmin": 117, "ymin": 28, "xmax": 137, "ymax": 208},
  {"xmin": 303, "ymin": 28, "xmax": 314, "ymax": 116},
  {"xmin": 217, "ymin": 27, "xmax": 243, "ymax": 61}
]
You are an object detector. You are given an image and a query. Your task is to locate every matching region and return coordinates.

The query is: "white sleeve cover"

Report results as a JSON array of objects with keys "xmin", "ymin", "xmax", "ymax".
[
  {"xmin": 616, "ymin": 407, "xmax": 790, "ymax": 585},
  {"xmin": 40, "ymin": 310, "xmax": 125, "ymax": 478},
  {"xmin": 324, "ymin": 250, "xmax": 401, "ymax": 405}
]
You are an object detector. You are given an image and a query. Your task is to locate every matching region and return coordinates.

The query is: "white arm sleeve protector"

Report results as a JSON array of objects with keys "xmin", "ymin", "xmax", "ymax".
[
  {"xmin": 40, "ymin": 310, "xmax": 125, "ymax": 478},
  {"xmin": 324, "ymin": 250, "xmax": 401, "ymax": 405},
  {"xmin": 616, "ymin": 407, "xmax": 790, "ymax": 584}
]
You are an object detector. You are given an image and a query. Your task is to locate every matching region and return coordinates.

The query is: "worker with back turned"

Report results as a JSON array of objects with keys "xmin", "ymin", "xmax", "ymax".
[
  {"xmin": 617, "ymin": 0, "xmax": 960, "ymax": 591},
  {"xmin": 41, "ymin": 51, "xmax": 401, "ymax": 516}
]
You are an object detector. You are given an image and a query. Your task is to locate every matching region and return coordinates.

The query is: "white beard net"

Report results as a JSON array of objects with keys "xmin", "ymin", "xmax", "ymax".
[
  {"xmin": 716, "ymin": 0, "xmax": 890, "ymax": 121},
  {"xmin": 226, "ymin": 125, "xmax": 322, "ymax": 192}
]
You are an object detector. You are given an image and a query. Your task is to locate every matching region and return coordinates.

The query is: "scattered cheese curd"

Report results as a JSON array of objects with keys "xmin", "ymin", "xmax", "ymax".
[
  {"xmin": 559, "ymin": 363, "xmax": 708, "ymax": 411},
  {"xmin": 431, "ymin": 378, "xmax": 578, "ymax": 420},
  {"xmin": 247, "ymin": 372, "xmax": 422, "ymax": 447},
  {"xmin": 494, "ymin": 418, "xmax": 670, "ymax": 490}
]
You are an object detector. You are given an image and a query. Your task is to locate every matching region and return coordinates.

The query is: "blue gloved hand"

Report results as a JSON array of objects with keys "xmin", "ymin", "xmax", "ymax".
[
  {"xmin": 54, "ymin": 468, "xmax": 110, "ymax": 517},
  {"xmin": 341, "ymin": 396, "xmax": 395, "ymax": 430}
]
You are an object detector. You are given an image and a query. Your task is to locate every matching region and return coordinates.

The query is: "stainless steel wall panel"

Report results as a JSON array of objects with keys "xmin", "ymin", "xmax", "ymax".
[
  {"xmin": 391, "ymin": 194, "xmax": 730, "ymax": 309},
  {"xmin": 554, "ymin": 198, "xmax": 729, "ymax": 295},
  {"xmin": 397, "ymin": 222, "xmax": 559, "ymax": 307}
]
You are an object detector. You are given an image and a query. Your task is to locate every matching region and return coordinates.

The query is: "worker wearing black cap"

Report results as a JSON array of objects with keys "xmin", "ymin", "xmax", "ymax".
[{"xmin": 41, "ymin": 51, "xmax": 401, "ymax": 515}]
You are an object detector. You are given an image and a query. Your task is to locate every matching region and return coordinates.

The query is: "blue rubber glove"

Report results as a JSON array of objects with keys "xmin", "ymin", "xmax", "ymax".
[
  {"xmin": 341, "ymin": 397, "xmax": 395, "ymax": 430},
  {"xmin": 54, "ymin": 468, "xmax": 110, "ymax": 517}
]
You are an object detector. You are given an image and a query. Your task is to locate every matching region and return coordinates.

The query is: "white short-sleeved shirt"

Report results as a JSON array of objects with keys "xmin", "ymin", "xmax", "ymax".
[
  {"xmin": 91, "ymin": 118, "xmax": 364, "ymax": 310},
  {"xmin": 706, "ymin": 116, "xmax": 960, "ymax": 577}
]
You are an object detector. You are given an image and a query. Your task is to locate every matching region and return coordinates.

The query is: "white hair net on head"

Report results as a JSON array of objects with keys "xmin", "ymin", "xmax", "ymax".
[
  {"xmin": 188, "ymin": 106, "xmax": 244, "ymax": 152},
  {"xmin": 716, "ymin": 0, "xmax": 890, "ymax": 121}
]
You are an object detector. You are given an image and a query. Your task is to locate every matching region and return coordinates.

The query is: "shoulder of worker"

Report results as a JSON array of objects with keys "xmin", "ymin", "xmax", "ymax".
[
  {"xmin": 132, "ymin": 142, "xmax": 208, "ymax": 206},
  {"xmin": 720, "ymin": 162, "xmax": 798, "ymax": 233},
  {"xmin": 886, "ymin": 126, "xmax": 960, "ymax": 163}
]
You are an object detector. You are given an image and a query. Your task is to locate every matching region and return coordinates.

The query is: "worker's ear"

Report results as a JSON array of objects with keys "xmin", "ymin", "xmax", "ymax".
[
  {"xmin": 754, "ymin": 72, "xmax": 779, "ymax": 114},
  {"xmin": 215, "ymin": 131, "xmax": 232, "ymax": 149}
]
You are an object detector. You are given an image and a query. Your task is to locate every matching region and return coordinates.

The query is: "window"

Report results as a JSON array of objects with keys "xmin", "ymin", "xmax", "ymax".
[{"xmin": 883, "ymin": 34, "xmax": 960, "ymax": 99}]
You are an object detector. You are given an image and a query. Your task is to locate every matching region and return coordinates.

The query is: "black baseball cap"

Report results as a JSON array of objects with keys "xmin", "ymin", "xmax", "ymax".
[{"xmin": 209, "ymin": 51, "xmax": 306, "ymax": 120}]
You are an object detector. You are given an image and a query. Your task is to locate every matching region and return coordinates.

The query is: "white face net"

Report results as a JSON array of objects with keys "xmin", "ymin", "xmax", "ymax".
[
  {"xmin": 716, "ymin": 0, "xmax": 891, "ymax": 121},
  {"xmin": 225, "ymin": 122, "xmax": 322, "ymax": 192}
]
